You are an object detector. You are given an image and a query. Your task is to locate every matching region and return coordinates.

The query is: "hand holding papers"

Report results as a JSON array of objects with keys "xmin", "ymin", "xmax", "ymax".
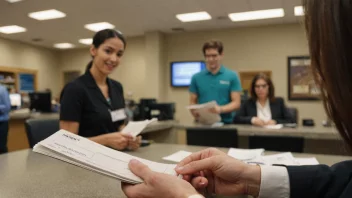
[
  {"xmin": 33, "ymin": 130, "xmax": 177, "ymax": 184},
  {"xmin": 121, "ymin": 118, "xmax": 158, "ymax": 137},
  {"xmin": 187, "ymin": 101, "xmax": 221, "ymax": 125}
]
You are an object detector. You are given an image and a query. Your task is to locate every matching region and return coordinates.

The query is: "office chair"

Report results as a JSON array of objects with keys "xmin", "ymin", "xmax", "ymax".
[
  {"xmin": 25, "ymin": 119, "xmax": 60, "ymax": 148},
  {"xmin": 186, "ymin": 128, "xmax": 238, "ymax": 148},
  {"xmin": 287, "ymin": 107, "xmax": 298, "ymax": 124}
]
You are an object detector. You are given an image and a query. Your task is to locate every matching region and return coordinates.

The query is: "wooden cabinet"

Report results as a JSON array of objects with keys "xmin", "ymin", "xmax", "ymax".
[{"xmin": 0, "ymin": 66, "xmax": 38, "ymax": 93}]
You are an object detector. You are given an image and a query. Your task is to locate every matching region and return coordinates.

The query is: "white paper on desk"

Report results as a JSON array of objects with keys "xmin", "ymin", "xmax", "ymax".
[
  {"xmin": 33, "ymin": 130, "xmax": 177, "ymax": 184},
  {"xmin": 227, "ymin": 148, "xmax": 264, "ymax": 161},
  {"xmin": 162, "ymin": 150, "xmax": 192, "ymax": 163},
  {"xmin": 121, "ymin": 118, "xmax": 158, "ymax": 137},
  {"xmin": 263, "ymin": 124, "xmax": 283, "ymax": 129},
  {"xmin": 247, "ymin": 152, "xmax": 299, "ymax": 166},
  {"xmin": 187, "ymin": 101, "xmax": 221, "ymax": 125},
  {"xmin": 295, "ymin": 157, "xmax": 319, "ymax": 165}
]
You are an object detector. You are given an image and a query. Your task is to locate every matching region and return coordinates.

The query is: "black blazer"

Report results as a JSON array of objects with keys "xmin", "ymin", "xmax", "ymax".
[
  {"xmin": 287, "ymin": 161, "xmax": 352, "ymax": 198},
  {"xmin": 233, "ymin": 97, "xmax": 294, "ymax": 124}
]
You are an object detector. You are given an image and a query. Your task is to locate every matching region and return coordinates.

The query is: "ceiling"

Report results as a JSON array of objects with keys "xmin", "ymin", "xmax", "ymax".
[{"xmin": 0, "ymin": 0, "xmax": 303, "ymax": 49}]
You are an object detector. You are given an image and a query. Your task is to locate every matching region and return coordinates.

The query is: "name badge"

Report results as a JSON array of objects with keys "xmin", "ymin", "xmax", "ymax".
[
  {"xmin": 219, "ymin": 80, "xmax": 230, "ymax": 85},
  {"xmin": 110, "ymin": 109, "xmax": 127, "ymax": 122}
]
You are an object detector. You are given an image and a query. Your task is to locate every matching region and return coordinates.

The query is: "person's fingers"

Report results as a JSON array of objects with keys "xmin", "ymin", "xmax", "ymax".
[
  {"xmin": 176, "ymin": 157, "xmax": 217, "ymax": 175},
  {"xmin": 128, "ymin": 159, "xmax": 152, "ymax": 180},
  {"xmin": 121, "ymin": 182, "xmax": 147, "ymax": 198},
  {"xmin": 177, "ymin": 148, "xmax": 223, "ymax": 168}
]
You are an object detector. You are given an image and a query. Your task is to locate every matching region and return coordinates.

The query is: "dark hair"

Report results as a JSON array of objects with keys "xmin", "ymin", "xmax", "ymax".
[
  {"xmin": 86, "ymin": 29, "xmax": 127, "ymax": 71},
  {"xmin": 202, "ymin": 40, "xmax": 223, "ymax": 55},
  {"xmin": 250, "ymin": 73, "xmax": 275, "ymax": 101},
  {"xmin": 303, "ymin": 0, "xmax": 352, "ymax": 150}
]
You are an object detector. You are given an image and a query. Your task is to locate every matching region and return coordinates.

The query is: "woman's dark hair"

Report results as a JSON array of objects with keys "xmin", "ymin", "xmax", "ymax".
[
  {"xmin": 303, "ymin": 0, "xmax": 352, "ymax": 150},
  {"xmin": 250, "ymin": 73, "xmax": 275, "ymax": 102},
  {"xmin": 86, "ymin": 29, "xmax": 126, "ymax": 71}
]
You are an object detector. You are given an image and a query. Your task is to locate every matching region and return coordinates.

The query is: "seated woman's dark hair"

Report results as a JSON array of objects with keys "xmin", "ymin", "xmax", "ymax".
[{"xmin": 86, "ymin": 29, "xmax": 127, "ymax": 72}]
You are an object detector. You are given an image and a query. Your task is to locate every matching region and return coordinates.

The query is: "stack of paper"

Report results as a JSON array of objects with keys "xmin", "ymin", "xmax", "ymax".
[
  {"xmin": 121, "ymin": 118, "xmax": 158, "ymax": 137},
  {"xmin": 162, "ymin": 150, "xmax": 192, "ymax": 163},
  {"xmin": 263, "ymin": 124, "xmax": 283, "ymax": 129},
  {"xmin": 187, "ymin": 101, "xmax": 221, "ymax": 125},
  {"xmin": 227, "ymin": 148, "xmax": 264, "ymax": 161},
  {"xmin": 245, "ymin": 152, "xmax": 319, "ymax": 166},
  {"xmin": 33, "ymin": 130, "xmax": 177, "ymax": 184}
]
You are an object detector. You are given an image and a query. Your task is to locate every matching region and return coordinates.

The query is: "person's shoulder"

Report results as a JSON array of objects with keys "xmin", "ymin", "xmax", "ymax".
[
  {"xmin": 193, "ymin": 70, "xmax": 207, "ymax": 78},
  {"xmin": 223, "ymin": 66, "xmax": 239, "ymax": 76},
  {"xmin": 63, "ymin": 77, "xmax": 86, "ymax": 93},
  {"xmin": 274, "ymin": 97, "xmax": 284, "ymax": 103}
]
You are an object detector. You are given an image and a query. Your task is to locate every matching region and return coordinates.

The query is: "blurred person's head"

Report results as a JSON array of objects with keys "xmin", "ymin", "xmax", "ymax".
[
  {"xmin": 250, "ymin": 73, "xmax": 274, "ymax": 102},
  {"xmin": 303, "ymin": 0, "xmax": 352, "ymax": 149},
  {"xmin": 202, "ymin": 40, "xmax": 224, "ymax": 72}
]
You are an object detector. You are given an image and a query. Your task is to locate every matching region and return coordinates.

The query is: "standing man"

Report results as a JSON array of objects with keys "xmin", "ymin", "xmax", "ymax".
[
  {"xmin": 189, "ymin": 40, "xmax": 242, "ymax": 124},
  {"xmin": 0, "ymin": 85, "xmax": 10, "ymax": 154}
]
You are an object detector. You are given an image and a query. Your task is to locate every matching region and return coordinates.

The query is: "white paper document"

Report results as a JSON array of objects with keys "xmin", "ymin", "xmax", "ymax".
[
  {"xmin": 246, "ymin": 152, "xmax": 320, "ymax": 166},
  {"xmin": 263, "ymin": 124, "xmax": 283, "ymax": 129},
  {"xmin": 187, "ymin": 101, "xmax": 221, "ymax": 125},
  {"xmin": 33, "ymin": 130, "xmax": 177, "ymax": 184},
  {"xmin": 227, "ymin": 148, "xmax": 264, "ymax": 161},
  {"xmin": 162, "ymin": 150, "xmax": 192, "ymax": 163},
  {"xmin": 121, "ymin": 118, "xmax": 158, "ymax": 137}
]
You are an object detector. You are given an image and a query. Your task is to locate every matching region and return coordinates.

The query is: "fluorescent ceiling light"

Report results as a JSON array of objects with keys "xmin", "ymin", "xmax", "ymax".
[
  {"xmin": 176, "ymin": 11, "xmax": 211, "ymax": 22},
  {"xmin": 229, "ymin": 8, "xmax": 285, "ymax": 22},
  {"xmin": 54, "ymin": 43, "xmax": 74, "ymax": 49},
  {"xmin": 84, "ymin": 22, "xmax": 115, "ymax": 32},
  {"xmin": 294, "ymin": 6, "xmax": 304, "ymax": 16},
  {"xmin": 6, "ymin": 0, "xmax": 23, "ymax": 3},
  {"xmin": 79, "ymin": 38, "xmax": 93, "ymax": 45},
  {"xmin": 0, "ymin": 25, "xmax": 26, "ymax": 34},
  {"xmin": 28, "ymin": 9, "xmax": 66, "ymax": 20}
]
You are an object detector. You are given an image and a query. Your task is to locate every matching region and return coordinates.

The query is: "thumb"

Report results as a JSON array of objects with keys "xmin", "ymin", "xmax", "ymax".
[{"xmin": 128, "ymin": 159, "xmax": 151, "ymax": 181}]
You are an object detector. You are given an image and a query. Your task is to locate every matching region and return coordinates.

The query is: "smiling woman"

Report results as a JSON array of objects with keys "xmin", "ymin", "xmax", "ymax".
[{"xmin": 59, "ymin": 29, "xmax": 142, "ymax": 151}]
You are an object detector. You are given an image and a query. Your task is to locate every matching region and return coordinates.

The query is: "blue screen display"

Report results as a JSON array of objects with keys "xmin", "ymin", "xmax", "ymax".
[{"xmin": 171, "ymin": 61, "xmax": 206, "ymax": 87}]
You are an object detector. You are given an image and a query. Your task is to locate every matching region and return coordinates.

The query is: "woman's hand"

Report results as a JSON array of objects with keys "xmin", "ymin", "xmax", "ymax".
[
  {"xmin": 128, "ymin": 135, "xmax": 142, "ymax": 151},
  {"xmin": 105, "ymin": 132, "xmax": 130, "ymax": 150}
]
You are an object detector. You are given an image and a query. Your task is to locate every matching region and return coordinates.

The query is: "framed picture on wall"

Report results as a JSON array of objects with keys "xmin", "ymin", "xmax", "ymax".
[{"xmin": 288, "ymin": 56, "xmax": 321, "ymax": 100}]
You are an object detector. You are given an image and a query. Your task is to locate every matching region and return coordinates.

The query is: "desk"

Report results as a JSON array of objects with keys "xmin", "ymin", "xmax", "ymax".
[
  {"xmin": 174, "ymin": 121, "xmax": 347, "ymax": 155},
  {"xmin": 8, "ymin": 111, "xmax": 59, "ymax": 152},
  {"xmin": 0, "ymin": 143, "xmax": 351, "ymax": 198}
]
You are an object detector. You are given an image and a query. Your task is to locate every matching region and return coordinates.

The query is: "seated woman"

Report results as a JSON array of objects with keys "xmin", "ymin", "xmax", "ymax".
[{"xmin": 234, "ymin": 73, "xmax": 294, "ymax": 126}]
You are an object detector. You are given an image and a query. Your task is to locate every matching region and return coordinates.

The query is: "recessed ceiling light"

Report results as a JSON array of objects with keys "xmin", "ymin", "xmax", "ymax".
[
  {"xmin": 0, "ymin": 25, "xmax": 26, "ymax": 34},
  {"xmin": 54, "ymin": 43, "xmax": 74, "ymax": 49},
  {"xmin": 78, "ymin": 38, "xmax": 93, "ymax": 45},
  {"xmin": 28, "ymin": 9, "xmax": 66, "ymax": 21},
  {"xmin": 294, "ymin": 6, "xmax": 304, "ymax": 16},
  {"xmin": 6, "ymin": 0, "xmax": 23, "ymax": 3},
  {"xmin": 176, "ymin": 11, "xmax": 212, "ymax": 22},
  {"xmin": 229, "ymin": 8, "xmax": 285, "ymax": 22},
  {"xmin": 84, "ymin": 22, "xmax": 115, "ymax": 32}
]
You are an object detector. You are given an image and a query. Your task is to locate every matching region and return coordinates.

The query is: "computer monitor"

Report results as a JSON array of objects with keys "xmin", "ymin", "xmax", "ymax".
[
  {"xmin": 170, "ymin": 61, "xmax": 206, "ymax": 87},
  {"xmin": 9, "ymin": 93, "xmax": 21, "ymax": 109},
  {"xmin": 29, "ymin": 92, "xmax": 52, "ymax": 113},
  {"xmin": 149, "ymin": 103, "xmax": 175, "ymax": 120}
]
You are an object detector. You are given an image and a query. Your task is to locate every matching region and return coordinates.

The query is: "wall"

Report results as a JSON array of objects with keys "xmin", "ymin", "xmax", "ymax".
[
  {"xmin": 0, "ymin": 37, "xmax": 61, "ymax": 96},
  {"xmin": 57, "ymin": 24, "xmax": 326, "ymax": 124},
  {"xmin": 59, "ymin": 36, "xmax": 146, "ymax": 100},
  {"xmin": 165, "ymin": 24, "xmax": 327, "ymax": 124}
]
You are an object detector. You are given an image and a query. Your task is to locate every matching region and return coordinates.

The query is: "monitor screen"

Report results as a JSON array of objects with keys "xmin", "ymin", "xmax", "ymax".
[
  {"xmin": 171, "ymin": 61, "xmax": 206, "ymax": 87},
  {"xmin": 29, "ymin": 92, "xmax": 52, "ymax": 113},
  {"xmin": 9, "ymin": 93, "xmax": 21, "ymax": 108}
]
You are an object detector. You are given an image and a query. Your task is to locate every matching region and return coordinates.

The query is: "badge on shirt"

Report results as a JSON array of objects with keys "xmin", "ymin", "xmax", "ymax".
[
  {"xmin": 219, "ymin": 80, "xmax": 230, "ymax": 85},
  {"xmin": 110, "ymin": 108, "xmax": 127, "ymax": 122}
]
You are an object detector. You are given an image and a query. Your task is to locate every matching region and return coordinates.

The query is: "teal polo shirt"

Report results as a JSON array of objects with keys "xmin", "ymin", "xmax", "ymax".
[{"xmin": 189, "ymin": 66, "xmax": 242, "ymax": 124}]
